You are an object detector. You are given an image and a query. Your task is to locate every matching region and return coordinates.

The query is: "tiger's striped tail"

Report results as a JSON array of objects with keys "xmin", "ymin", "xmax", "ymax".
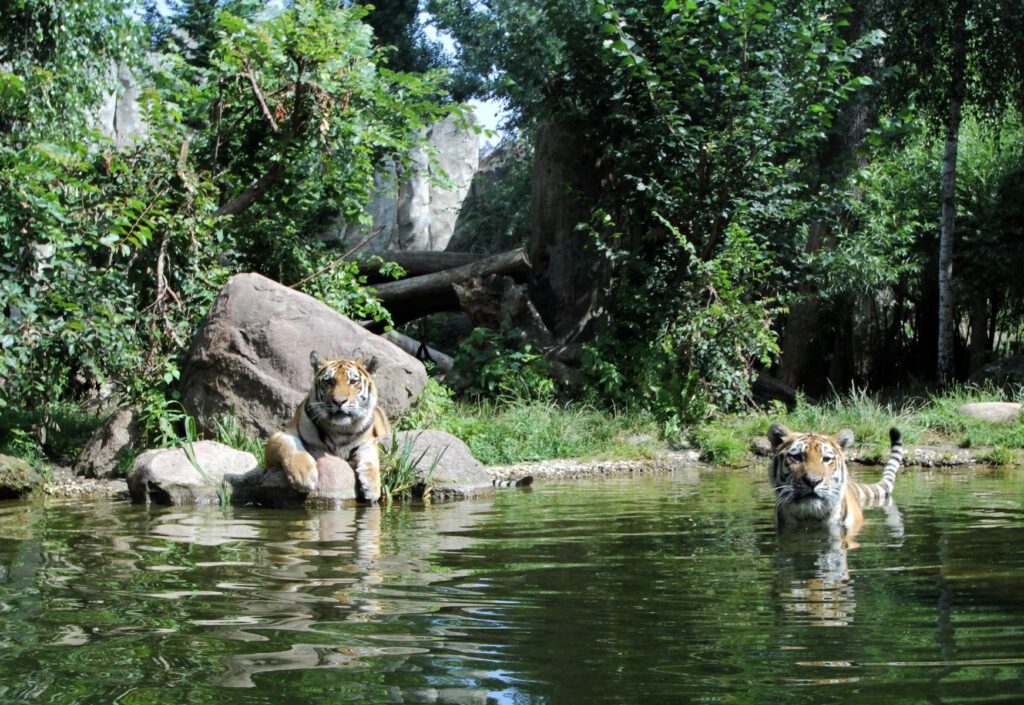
[
  {"xmin": 860, "ymin": 428, "xmax": 904, "ymax": 501},
  {"xmin": 493, "ymin": 475, "xmax": 534, "ymax": 488}
]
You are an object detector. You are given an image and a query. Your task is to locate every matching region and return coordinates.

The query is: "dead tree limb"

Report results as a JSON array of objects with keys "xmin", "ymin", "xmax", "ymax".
[
  {"xmin": 346, "ymin": 250, "xmax": 486, "ymax": 281},
  {"xmin": 381, "ymin": 331, "xmax": 454, "ymax": 373},
  {"xmin": 370, "ymin": 248, "xmax": 530, "ymax": 324},
  {"xmin": 372, "ymin": 248, "xmax": 529, "ymax": 303},
  {"xmin": 214, "ymin": 162, "xmax": 285, "ymax": 217}
]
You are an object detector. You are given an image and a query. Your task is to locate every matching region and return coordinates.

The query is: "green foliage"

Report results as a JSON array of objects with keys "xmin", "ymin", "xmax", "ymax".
[
  {"xmin": 0, "ymin": 0, "xmax": 141, "ymax": 137},
  {"xmin": 452, "ymin": 328, "xmax": 556, "ymax": 400},
  {"xmin": 583, "ymin": 220, "xmax": 782, "ymax": 433},
  {"xmin": 432, "ymin": 0, "xmax": 882, "ymax": 416},
  {"xmin": 396, "ymin": 378, "xmax": 457, "ymax": 432},
  {"xmin": 0, "ymin": 403, "xmax": 103, "ymax": 466}
]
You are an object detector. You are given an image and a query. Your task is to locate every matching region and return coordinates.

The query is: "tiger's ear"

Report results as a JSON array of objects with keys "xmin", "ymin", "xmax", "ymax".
[
  {"xmin": 835, "ymin": 428, "xmax": 855, "ymax": 451},
  {"xmin": 309, "ymin": 350, "xmax": 323, "ymax": 371},
  {"xmin": 767, "ymin": 423, "xmax": 791, "ymax": 451},
  {"xmin": 360, "ymin": 355, "xmax": 380, "ymax": 374}
]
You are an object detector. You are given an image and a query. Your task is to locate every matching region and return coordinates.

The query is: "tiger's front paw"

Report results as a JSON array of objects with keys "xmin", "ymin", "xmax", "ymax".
[
  {"xmin": 283, "ymin": 452, "xmax": 318, "ymax": 493},
  {"xmin": 355, "ymin": 467, "xmax": 381, "ymax": 503}
]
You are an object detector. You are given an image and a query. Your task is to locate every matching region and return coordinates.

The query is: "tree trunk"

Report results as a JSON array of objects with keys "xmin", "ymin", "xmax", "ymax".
[
  {"xmin": 936, "ymin": 0, "xmax": 968, "ymax": 383},
  {"xmin": 528, "ymin": 121, "xmax": 607, "ymax": 343}
]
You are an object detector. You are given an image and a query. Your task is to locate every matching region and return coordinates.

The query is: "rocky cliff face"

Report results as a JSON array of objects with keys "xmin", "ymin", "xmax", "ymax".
[
  {"xmin": 319, "ymin": 115, "xmax": 480, "ymax": 252},
  {"xmin": 97, "ymin": 62, "xmax": 147, "ymax": 148}
]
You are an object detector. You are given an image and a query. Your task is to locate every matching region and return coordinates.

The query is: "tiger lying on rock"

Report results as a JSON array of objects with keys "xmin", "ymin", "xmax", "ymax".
[
  {"xmin": 265, "ymin": 352, "xmax": 390, "ymax": 502},
  {"xmin": 767, "ymin": 423, "xmax": 904, "ymax": 535}
]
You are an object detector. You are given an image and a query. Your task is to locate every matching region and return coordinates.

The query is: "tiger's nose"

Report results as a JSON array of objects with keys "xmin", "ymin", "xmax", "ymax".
[
  {"xmin": 802, "ymin": 474, "xmax": 823, "ymax": 489},
  {"xmin": 331, "ymin": 396, "xmax": 348, "ymax": 407}
]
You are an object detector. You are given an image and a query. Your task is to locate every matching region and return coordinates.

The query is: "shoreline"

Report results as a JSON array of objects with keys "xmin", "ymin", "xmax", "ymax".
[{"xmin": 30, "ymin": 441, "xmax": 1013, "ymax": 501}]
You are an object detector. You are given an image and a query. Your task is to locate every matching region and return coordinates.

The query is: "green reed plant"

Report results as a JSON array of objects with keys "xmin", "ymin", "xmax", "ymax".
[{"xmin": 380, "ymin": 433, "xmax": 445, "ymax": 504}]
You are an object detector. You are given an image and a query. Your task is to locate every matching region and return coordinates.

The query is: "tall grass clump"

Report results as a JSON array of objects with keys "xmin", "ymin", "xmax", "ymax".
[{"xmin": 380, "ymin": 433, "xmax": 446, "ymax": 504}]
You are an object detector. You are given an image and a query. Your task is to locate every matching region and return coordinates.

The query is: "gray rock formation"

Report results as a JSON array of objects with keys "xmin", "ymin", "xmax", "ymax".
[
  {"xmin": 127, "ymin": 441, "xmax": 262, "ymax": 506},
  {"xmin": 97, "ymin": 61, "xmax": 147, "ymax": 148},
  {"xmin": 0, "ymin": 454, "xmax": 44, "ymax": 499},
  {"xmin": 74, "ymin": 408, "xmax": 142, "ymax": 478},
  {"xmin": 179, "ymin": 273, "xmax": 427, "ymax": 438},
  {"xmin": 391, "ymin": 429, "xmax": 494, "ymax": 500},
  {"xmin": 320, "ymin": 115, "xmax": 479, "ymax": 252},
  {"xmin": 956, "ymin": 402, "xmax": 1022, "ymax": 423}
]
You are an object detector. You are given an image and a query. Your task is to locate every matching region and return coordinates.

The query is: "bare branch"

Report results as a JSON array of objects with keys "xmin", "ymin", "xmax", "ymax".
[{"xmin": 242, "ymin": 58, "xmax": 279, "ymax": 133}]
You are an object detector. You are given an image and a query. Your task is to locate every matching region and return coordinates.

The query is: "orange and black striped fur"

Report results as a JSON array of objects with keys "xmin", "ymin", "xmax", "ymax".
[
  {"xmin": 265, "ymin": 352, "xmax": 391, "ymax": 502},
  {"xmin": 768, "ymin": 424, "xmax": 904, "ymax": 534}
]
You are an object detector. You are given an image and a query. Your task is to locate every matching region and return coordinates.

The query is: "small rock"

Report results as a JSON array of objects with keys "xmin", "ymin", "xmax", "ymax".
[
  {"xmin": 750, "ymin": 436, "xmax": 773, "ymax": 456},
  {"xmin": 74, "ymin": 408, "xmax": 142, "ymax": 478},
  {"xmin": 956, "ymin": 402, "xmax": 1022, "ymax": 424},
  {"xmin": 259, "ymin": 451, "xmax": 358, "ymax": 509},
  {"xmin": 0, "ymin": 454, "xmax": 45, "ymax": 499},
  {"xmin": 127, "ymin": 441, "xmax": 262, "ymax": 506}
]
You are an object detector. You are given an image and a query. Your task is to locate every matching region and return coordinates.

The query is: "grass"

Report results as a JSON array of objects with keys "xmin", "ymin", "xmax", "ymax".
[
  {"xmin": 380, "ymin": 432, "xmax": 446, "ymax": 503},
  {"xmin": 430, "ymin": 397, "xmax": 662, "ymax": 466}
]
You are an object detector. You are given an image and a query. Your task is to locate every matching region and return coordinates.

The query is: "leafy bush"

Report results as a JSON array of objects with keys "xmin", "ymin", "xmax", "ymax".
[{"xmin": 452, "ymin": 327, "xmax": 556, "ymax": 400}]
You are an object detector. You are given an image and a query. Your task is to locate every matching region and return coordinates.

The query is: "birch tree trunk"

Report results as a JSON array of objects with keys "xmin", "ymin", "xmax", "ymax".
[
  {"xmin": 936, "ymin": 0, "xmax": 968, "ymax": 383},
  {"xmin": 936, "ymin": 96, "xmax": 961, "ymax": 382}
]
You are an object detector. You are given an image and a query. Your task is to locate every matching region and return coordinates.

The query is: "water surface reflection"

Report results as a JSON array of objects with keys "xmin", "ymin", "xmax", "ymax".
[{"xmin": 0, "ymin": 467, "xmax": 1021, "ymax": 704}]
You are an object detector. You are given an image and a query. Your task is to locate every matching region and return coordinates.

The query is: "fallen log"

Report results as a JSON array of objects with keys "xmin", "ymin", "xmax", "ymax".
[
  {"xmin": 370, "ymin": 248, "xmax": 531, "ymax": 324},
  {"xmin": 381, "ymin": 330, "xmax": 454, "ymax": 373},
  {"xmin": 347, "ymin": 250, "xmax": 486, "ymax": 281}
]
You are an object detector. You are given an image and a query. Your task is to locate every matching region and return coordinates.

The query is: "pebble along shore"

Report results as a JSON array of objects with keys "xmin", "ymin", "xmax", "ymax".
[{"xmin": 486, "ymin": 450, "xmax": 702, "ymax": 484}]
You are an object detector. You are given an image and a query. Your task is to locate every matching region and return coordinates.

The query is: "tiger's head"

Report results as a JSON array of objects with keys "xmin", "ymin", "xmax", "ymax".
[
  {"xmin": 305, "ymin": 351, "xmax": 380, "ymax": 429},
  {"xmin": 768, "ymin": 423, "xmax": 854, "ymax": 520}
]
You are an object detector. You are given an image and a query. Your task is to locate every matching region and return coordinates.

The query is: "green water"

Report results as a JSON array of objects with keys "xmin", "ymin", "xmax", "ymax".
[{"xmin": 1, "ymin": 466, "xmax": 1022, "ymax": 704}]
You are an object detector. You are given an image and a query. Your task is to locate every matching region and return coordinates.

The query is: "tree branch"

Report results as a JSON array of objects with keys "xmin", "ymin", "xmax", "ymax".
[
  {"xmin": 213, "ymin": 162, "xmax": 285, "ymax": 217},
  {"xmin": 242, "ymin": 58, "xmax": 279, "ymax": 133}
]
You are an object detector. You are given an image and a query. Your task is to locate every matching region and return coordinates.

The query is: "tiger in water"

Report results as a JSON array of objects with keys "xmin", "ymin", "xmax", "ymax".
[{"xmin": 767, "ymin": 424, "xmax": 905, "ymax": 535}]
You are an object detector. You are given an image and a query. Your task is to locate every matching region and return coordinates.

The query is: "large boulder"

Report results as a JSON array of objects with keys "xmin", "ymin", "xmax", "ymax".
[
  {"xmin": 127, "ymin": 441, "xmax": 263, "ymax": 506},
  {"xmin": 74, "ymin": 408, "xmax": 142, "ymax": 478},
  {"xmin": 391, "ymin": 430, "xmax": 494, "ymax": 501},
  {"xmin": 180, "ymin": 273, "xmax": 427, "ymax": 438},
  {"xmin": 0, "ymin": 455, "xmax": 44, "ymax": 499}
]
